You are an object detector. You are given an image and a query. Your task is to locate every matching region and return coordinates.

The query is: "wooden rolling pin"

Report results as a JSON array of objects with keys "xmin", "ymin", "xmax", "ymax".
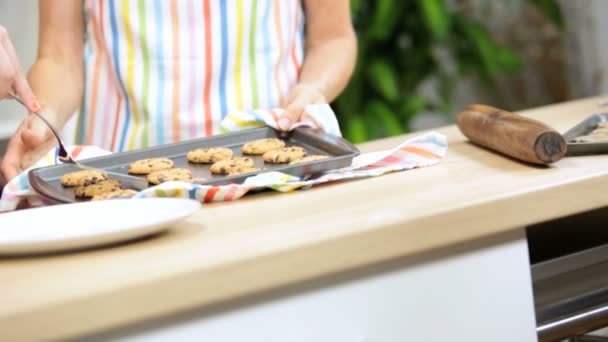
[{"xmin": 456, "ymin": 104, "xmax": 566, "ymax": 165}]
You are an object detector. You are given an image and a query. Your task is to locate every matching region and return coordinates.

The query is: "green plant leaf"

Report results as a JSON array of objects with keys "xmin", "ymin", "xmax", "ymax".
[
  {"xmin": 335, "ymin": 70, "xmax": 364, "ymax": 117},
  {"xmin": 345, "ymin": 114, "xmax": 368, "ymax": 143},
  {"xmin": 495, "ymin": 47, "xmax": 522, "ymax": 73},
  {"xmin": 456, "ymin": 17, "xmax": 500, "ymax": 82},
  {"xmin": 350, "ymin": 0, "xmax": 362, "ymax": 15},
  {"xmin": 418, "ymin": 0, "xmax": 450, "ymax": 41},
  {"xmin": 529, "ymin": 0, "xmax": 563, "ymax": 29},
  {"xmin": 367, "ymin": 59, "xmax": 400, "ymax": 102},
  {"xmin": 401, "ymin": 96, "xmax": 428, "ymax": 118},
  {"xmin": 368, "ymin": 0, "xmax": 405, "ymax": 41},
  {"xmin": 365, "ymin": 100, "xmax": 403, "ymax": 137}
]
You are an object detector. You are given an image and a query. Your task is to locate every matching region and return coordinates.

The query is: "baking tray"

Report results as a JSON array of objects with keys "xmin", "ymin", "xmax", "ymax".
[
  {"xmin": 28, "ymin": 127, "xmax": 360, "ymax": 204},
  {"xmin": 563, "ymin": 113, "xmax": 608, "ymax": 156}
]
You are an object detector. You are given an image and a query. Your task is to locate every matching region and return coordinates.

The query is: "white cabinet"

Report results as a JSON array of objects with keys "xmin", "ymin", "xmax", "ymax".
[{"xmin": 100, "ymin": 230, "xmax": 538, "ymax": 342}]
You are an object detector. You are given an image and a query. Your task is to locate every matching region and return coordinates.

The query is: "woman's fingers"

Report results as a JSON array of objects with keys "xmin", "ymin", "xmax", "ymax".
[
  {"xmin": 279, "ymin": 84, "xmax": 326, "ymax": 131},
  {"xmin": 0, "ymin": 115, "xmax": 56, "ymax": 182},
  {"xmin": 0, "ymin": 44, "xmax": 15, "ymax": 99}
]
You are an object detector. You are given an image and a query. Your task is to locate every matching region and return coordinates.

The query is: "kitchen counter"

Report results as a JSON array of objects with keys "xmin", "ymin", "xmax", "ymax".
[{"xmin": 3, "ymin": 95, "xmax": 608, "ymax": 341}]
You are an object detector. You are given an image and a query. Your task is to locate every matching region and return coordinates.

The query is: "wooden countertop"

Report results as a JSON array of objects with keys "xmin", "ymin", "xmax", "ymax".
[{"xmin": 3, "ymin": 96, "xmax": 608, "ymax": 340}]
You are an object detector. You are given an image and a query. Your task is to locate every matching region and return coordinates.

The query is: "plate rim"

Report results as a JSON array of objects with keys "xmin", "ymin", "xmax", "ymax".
[{"xmin": 0, "ymin": 198, "xmax": 201, "ymax": 256}]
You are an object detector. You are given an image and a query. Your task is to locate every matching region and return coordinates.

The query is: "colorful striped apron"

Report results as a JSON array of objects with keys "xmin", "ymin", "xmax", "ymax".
[{"xmin": 62, "ymin": 0, "xmax": 304, "ymax": 152}]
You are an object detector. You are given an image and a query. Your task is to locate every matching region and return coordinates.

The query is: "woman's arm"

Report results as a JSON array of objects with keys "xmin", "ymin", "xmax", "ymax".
[
  {"xmin": 1, "ymin": 0, "xmax": 84, "ymax": 182},
  {"xmin": 29, "ymin": 0, "xmax": 85, "ymax": 126},
  {"xmin": 279, "ymin": 0, "xmax": 357, "ymax": 130}
]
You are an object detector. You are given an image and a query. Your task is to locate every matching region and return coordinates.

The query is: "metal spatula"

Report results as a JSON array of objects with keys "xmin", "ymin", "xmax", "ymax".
[{"xmin": 8, "ymin": 92, "xmax": 148, "ymax": 190}]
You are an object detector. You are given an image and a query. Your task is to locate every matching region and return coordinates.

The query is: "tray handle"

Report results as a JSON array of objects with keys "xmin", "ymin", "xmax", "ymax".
[
  {"xmin": 293, "ymin": 127, "xmax": 360, "ymax": 154},
  {"xmin": 334, "ymin": 134, "xmax": 360, "ymax": 154},
  {"xmin": 28, "ymin": 170, "xmax": 75, "ymax": 204}
]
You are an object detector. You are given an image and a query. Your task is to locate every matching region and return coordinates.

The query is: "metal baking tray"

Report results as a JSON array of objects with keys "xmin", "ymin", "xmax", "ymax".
[
  {"xmin": 28, "ymin": 127, "xmax": 360, "ymax": 204},
  {"xmin": 563, "ymin": 113, "xmax": 608, "ymax": 156}
]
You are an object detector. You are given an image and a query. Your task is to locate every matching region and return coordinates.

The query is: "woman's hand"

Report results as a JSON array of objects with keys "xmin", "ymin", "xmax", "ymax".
[
  {"xmin": 1, "ymin": 0, "xmax": 85, "ymax": 186},
  {"xmin": 276, "ymin": 0, "xmax": 356, "ymax": 132},
  {"xmin": 0, "ymin": 25, "xmax": 40, "ymax": 112},
  {"xmin": 0, "ymin": 111, "xmax": 57, "ymax": 183},
  {"xmin": 279, "ymin": 84, "xmax": 327, "ymax": 131}
]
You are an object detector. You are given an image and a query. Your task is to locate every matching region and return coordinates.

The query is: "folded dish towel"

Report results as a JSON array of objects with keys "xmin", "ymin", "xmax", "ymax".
[{"xmin": 0, "ymin": 104, "xmax": 447, "ymax": 211}]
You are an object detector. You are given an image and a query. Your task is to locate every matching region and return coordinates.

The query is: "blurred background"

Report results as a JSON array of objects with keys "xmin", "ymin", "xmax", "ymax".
[
  {"xmin": 1, "ymin": 0, "xmax": 608, "ymax": 149},
  {"xmin": 335, "ymin": 0, "xmax": 608, "ymax": 143}
]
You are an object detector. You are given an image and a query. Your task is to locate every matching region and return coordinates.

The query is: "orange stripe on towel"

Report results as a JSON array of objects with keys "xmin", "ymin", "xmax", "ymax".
[
  {"xmin": 71, "ymin": 146, "xmax": 85, "ymax": 159},
  {"xmin": 204, "ymin": 186, "xmax": 220, "ymax": 202},
  {"xmin": 402, "ymin": 146, "xmax": 443, "ymax": 160}
]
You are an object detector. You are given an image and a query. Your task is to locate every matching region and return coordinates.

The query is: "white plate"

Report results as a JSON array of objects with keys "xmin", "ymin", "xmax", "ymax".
[{"xmin": 0, "ymin": 198, "xmax": 201, "ymax": 256}]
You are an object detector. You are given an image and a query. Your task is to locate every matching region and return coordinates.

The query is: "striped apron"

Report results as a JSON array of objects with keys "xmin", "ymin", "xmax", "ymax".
[{"xmin": 63, "ymin": 0, "xmax": 305, "ymax": 152}]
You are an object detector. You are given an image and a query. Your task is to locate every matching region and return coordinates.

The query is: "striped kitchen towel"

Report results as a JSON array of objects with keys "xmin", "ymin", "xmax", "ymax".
[
  {"xmin": 219, "ymin": 103, "xmax": 341, "ymax": 136},
  {"xmin": 0, "ymin": 105, "xmax": 447, "ymax": 211},
  {"xmin": 132, "ymin": 131, "xmax": 447, "ymax": 202}
]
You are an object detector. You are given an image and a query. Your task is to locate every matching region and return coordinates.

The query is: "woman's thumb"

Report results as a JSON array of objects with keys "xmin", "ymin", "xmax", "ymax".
[{"xmin": 21, "ymin": 113, "xmax": 54, "ymax": 147}]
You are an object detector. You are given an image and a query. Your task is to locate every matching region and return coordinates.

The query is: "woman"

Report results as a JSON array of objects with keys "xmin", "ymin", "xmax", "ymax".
[{"xmin": 0, "ymin": 0, "xmax": 357, "ymax": 181}]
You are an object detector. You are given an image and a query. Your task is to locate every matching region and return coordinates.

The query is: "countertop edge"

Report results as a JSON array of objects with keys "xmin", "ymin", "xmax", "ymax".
[{"xmin": 3, "ymin": 170, "xmax": 608, "ymax": 341}]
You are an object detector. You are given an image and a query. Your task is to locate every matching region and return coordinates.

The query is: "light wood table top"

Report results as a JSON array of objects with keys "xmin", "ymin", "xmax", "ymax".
[{"xmin": 3, "ymin": 95, "xmax": 608, "ymax": 340}]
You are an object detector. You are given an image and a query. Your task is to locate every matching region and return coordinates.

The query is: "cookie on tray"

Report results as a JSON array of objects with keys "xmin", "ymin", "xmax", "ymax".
[
  {"xmin": 227, "ymin": 166, "xmax": 261, "ymax": 176},
  {"xmin": 74, "ymin": 179, "xmax": 122, "ymax": 198},
  {"xmin": 209, "ymin": 157, "xmax": 255, "ymax": 175},
  {"xmin": 241, "ymin": 138, "xmax": 285, "ymax": 155},
  {"xmin": 128, "ymin": 158, "xmax": 174, "ymax": 175},
  {"xmin": 573, "ymin": 134, "xmax": 608, "ymax": 143},
  {"xmin": 91, "ymin": 189, "xmax": 138, "ymax": 201},
  {"xmin": 147, "ymin": 168, "xmax": 193, "ymax": 185},
  {"xmin": 597, "ymin": 122, "xmax": 608, "ymax": 129},
  {"xmin": 186, "ymin": 147, "xmax": 233, "ymax": 164},
  {"xmin": 588, "ymin": 128, "xmax": 608, "ymax": 136},
  {"xmin": 262, "ymin": 146, "xmax": 307, "ymax": 164},
  {"xmin": 60, "ymin": 169, "xmax": 108, "ymax": 187},
  {"xmin": 288, "ymin": 155, "xmax": 329, "ymax": 165}
]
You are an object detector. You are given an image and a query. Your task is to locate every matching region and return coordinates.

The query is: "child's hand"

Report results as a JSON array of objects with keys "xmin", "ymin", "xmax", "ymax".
[{"xmin": 278, "ymin": 84, "xmax": 326, "ymax": 131}]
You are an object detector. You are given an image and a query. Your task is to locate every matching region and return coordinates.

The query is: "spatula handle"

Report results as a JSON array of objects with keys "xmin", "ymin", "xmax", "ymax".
[{"xmin": 456, "ymin": 104, "xmax": 566, "ymax": 165}]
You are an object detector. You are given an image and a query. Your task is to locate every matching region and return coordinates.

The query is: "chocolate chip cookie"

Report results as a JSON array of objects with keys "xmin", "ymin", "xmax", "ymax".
[
  {"xmin": 262, "ymin": 146, "xmax": 307, "ymax": 163},
  {"xmin": 91, "ymin": 189, "xmax": 138, "ymax": 201},
  {"xmin": 60, "ymin": 170, "xmax": 108, "ymax": 187},
  {"xmin": 241, "ymin": 138, "xmax": 285, "ymax": 155},
  {"xmin": 227, "ymin": 166, "xmax": 261, "ymax": 176},
  {"xmin": 288, "ymin": 155, "xmax": 329, "ymax": 165},
  {"xmin": 74, "ymin": 179, "xmax": 122, "ymax": 198},
  {"xmin": 128, "ymin": 158, "xmax": 174, "ymax": 175},
  {"xmin": 210, "ymin": 157, "xmax": 255, "ymax": 175},
  {"xmin": 186, "ymin": 147, "xmax": 233, "ymax": 163},
  {"xmin": 147, "ymin": 168, "xmax": 193, "ymax": 185}
]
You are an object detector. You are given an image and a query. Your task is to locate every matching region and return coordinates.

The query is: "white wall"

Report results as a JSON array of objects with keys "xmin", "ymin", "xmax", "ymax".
[
  {"xmin": 559, "ymin": 0, "xmax": 608, "ymax": 98},
  {"xmin": 0, "ymin": 1, "xmax": 38, "ymax": 139}
]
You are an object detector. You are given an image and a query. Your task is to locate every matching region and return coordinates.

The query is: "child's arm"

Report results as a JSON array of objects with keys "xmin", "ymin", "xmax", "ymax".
[
  {"xmin": 1, "ymin": 0, "xmax": 84, "ymax": 182},
  {"xmin": 279, "ymin": 0, "xmax": 357, "ymax": 131}
]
